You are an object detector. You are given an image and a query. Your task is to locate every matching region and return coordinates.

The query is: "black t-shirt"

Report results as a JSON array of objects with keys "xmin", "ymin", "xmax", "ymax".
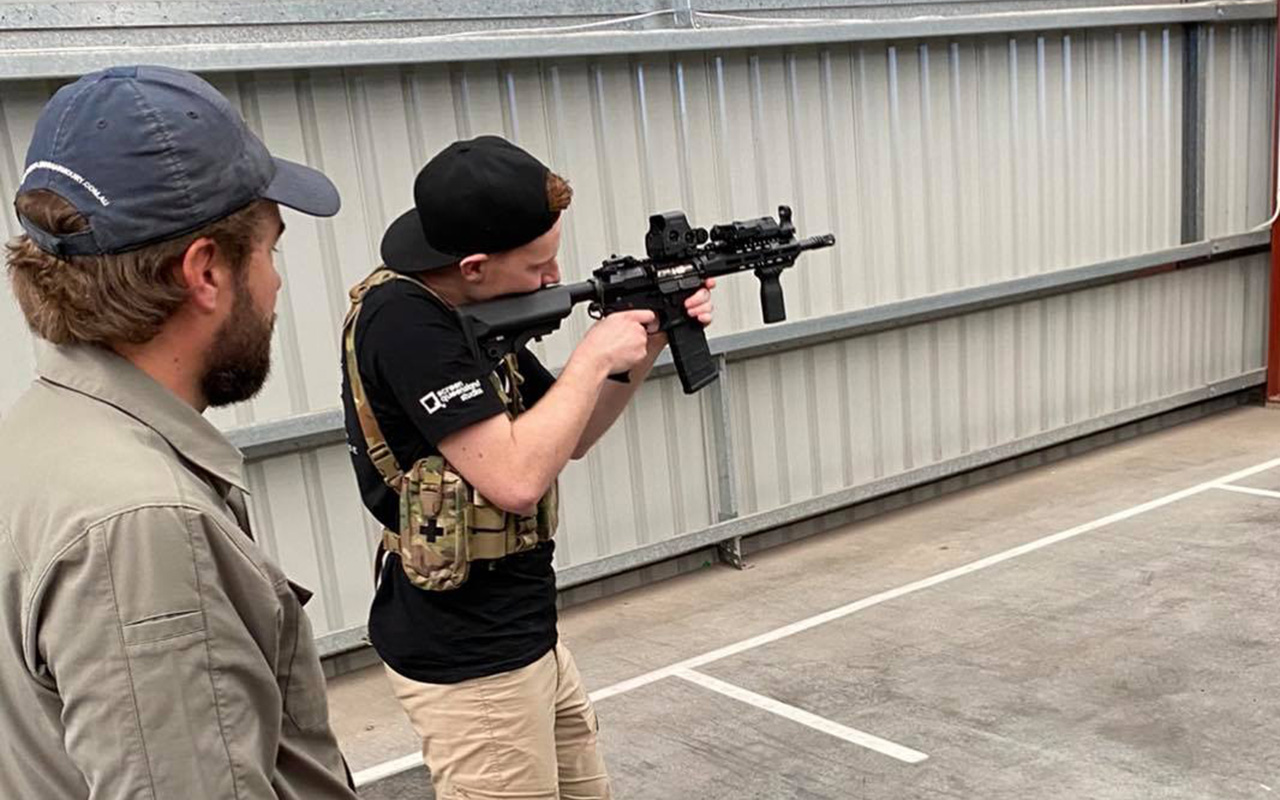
[{"xmin": 340, "ymin": 275, "xmax": 559, "ymax": 684}]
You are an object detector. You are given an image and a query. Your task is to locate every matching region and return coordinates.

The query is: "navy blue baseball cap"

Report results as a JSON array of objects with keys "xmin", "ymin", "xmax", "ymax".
[{"xmin": 16, "ymin": 65, "xmax": 340, "ymax": 257}]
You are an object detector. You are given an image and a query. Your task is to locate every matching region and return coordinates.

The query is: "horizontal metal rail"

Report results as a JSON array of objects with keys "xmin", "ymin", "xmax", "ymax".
[
  {"xmin": 312, "ymin": 368, "xmax": 1263, "ymax": 656},
  {"xmin": 0, "ymin": 0, "xmax": 1272, "ymax": 79},
  {"xmin": 2, "ymin": 1, "xmax": 1257, "ymax": 31},
  {"xmin": 654, "ymin": 229, "xmax": 1271, "ymax": 369},
  {"xmin": 0, "ymin": 1, "xmax": 660, "ymax": 29},
  {"xmin": 227, "ymin": 230, "xmax": 1270, "ymax": 460}
]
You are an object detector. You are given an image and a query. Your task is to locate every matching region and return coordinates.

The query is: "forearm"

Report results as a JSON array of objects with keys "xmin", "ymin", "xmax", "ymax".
[
  {"xmin": 573, "ymin": 334, "xmax": 665, "ymax": 458},
  {"xmin": 441, "ymin": 308, "xmax": 661, "ymax": 512},
  {"xmin": 502, "ymin": 353, "xmax": 612, "ymax": 507}
]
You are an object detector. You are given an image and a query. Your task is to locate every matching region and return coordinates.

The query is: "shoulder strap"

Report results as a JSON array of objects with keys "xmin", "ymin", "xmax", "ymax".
[
  {"xmin": 346, "ymin": 271, "xmax": 528, "ymax": 486},
  {"xmin": 343, "ymin": 268, "xmax": 420, "ymax": 489},
  {"xmin": 487, "ymin": 353, "xmax": 526, "ymax": 418}
]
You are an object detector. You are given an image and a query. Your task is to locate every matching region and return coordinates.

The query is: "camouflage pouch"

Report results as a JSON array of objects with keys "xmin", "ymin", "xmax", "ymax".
[
  {"xmin": 534, "ymin": 480, "xmax": 559, "ymax": 546},
  {"xmin": 392, "ymin": 458, "xmax": 557, "ymax": 591},
  {"xmin": 394, "ymin": 456, "xmax": 472, "ymax": 591}
]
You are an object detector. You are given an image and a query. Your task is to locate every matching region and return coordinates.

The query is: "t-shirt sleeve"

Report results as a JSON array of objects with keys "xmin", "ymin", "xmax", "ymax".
[{"xmin": 359, "ymin": 291, "xmax": 508, "ymax": 446}]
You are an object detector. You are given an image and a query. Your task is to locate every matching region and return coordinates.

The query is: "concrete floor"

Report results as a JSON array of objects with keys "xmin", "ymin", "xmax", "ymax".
[{"xmin": 331, "ymin": 404, "xmax": 1280, "ymax": 799}]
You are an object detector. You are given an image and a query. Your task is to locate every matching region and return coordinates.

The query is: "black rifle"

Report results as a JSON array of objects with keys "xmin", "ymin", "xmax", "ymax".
[{"xmin": 458, "ymin": 205, "xmax": 836, "ymax": 394}]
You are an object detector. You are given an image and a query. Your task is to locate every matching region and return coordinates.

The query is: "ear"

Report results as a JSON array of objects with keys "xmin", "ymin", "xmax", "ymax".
[
  {"xmin": 458, "ymin": 253, "xmax": 490, "ymax": 284},
  {"xmin": 177, "ymin": 237, "xmax": 230, "ymax": 314}
]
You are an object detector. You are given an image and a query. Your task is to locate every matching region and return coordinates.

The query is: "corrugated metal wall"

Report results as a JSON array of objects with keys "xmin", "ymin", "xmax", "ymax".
[{"xmin": 0, "ymin": 21, "xmax": 1272, "ymax": 646}]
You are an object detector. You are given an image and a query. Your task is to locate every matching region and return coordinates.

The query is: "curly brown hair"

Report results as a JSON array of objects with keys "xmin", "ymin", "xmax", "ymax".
[
  {"xmin": 546, "ymin": 170, "xmax": 573, "ymax": 213},
  {"xmin": 7, "ymin": 191, "xmax": 271, "ymax": 346}
]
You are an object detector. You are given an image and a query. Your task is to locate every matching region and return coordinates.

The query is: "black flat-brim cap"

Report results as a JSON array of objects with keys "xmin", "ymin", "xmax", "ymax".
[{"xmin": 381, "ymin": 135, "xmax": 558, "ymax": 272}]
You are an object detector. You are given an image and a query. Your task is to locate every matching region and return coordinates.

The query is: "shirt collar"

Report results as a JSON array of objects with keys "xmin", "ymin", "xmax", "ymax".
[{"xmin": 36, "ymin": 342, "xmax": 249, "ymax": 494}]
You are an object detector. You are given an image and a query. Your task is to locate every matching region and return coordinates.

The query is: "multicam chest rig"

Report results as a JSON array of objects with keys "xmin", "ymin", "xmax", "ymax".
[{"xmin": 343, "ymin": 269, "xmax": 558, "ymax": 591}]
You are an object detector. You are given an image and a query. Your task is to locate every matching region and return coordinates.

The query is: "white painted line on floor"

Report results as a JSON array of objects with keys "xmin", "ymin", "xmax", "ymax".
[
  {"xmin": 675, "ymin": 669, "xmax": 929, "ymax": 763},
  {"xmin": 358, "ymin": 455, "xmax": 1280, "ymax": 785},
  {"xmin": 590, "ymin": 456, "xmax": 1280, "ymax": 702},
  {"xmin": 1214, "ymin": 483, "xmax": 1280, "ymax": 501},
  {"xmin": 354, "ymin": 752, "xmax": 423, "ymax": 788}
]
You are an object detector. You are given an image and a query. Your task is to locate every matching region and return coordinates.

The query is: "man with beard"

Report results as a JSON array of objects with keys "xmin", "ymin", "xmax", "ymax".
[{"xmin": 0, "ymin": 65, "xmax": 359, "ymax": 799}]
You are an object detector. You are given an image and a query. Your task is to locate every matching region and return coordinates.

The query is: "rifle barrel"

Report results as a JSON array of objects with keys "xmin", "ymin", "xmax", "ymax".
[{"xmin": 797, "ymin": 234, "xmax": 836, "ymax": 251}]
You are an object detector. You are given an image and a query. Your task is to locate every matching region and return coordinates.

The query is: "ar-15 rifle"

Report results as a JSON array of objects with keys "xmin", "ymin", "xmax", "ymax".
[{"xmin": 458, "ymin": 205, "xmax": 836, "ymax": 394}]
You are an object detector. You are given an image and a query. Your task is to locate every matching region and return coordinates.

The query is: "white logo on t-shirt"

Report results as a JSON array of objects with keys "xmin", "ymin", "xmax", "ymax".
[{"xmin": 419, "ymin": 379, "xmax": 484, "ymax": 415}]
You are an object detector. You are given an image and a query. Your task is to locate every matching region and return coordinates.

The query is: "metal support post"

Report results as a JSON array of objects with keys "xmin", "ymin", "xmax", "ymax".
[
  {"xmin": 1181, "ymin": 23, "xmax": 1206, "ymax": 245},
  {"xmin": 1269, "ymin": 2, "xmax": 1280, "ymax": 403},
  {"xmin": 706, "ymin": 355, "xmax": 746, "ymax": 569},
  {"xmin": 672, "ymin": 0, "xmax": 694, "ymax": 29},
  {"xmin": 717, "ymin": 536, "xmax": 746, "ymax": 570}
]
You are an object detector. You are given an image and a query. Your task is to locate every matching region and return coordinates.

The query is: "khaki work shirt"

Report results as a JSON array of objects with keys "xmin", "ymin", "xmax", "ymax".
[{"xmin": 0, "ymin": 343, "xmax": 357, "ymax": 799}]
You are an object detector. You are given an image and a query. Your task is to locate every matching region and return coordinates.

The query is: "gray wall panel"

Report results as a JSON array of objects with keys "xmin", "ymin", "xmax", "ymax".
[
  {"xmin": 0, "ymin": 79, "xmax": 49, "ymax": 415},
  {"xmin": 1204, "ymin": 22, "xmax": 1275, "ymax": 236},
  {"xmin": 728, "ymin": 255, "xmax": 1269, "ymax": 524},
  {"xmin": 0, "ymin": 26, "xmax": 1206, "ymax": 424}
]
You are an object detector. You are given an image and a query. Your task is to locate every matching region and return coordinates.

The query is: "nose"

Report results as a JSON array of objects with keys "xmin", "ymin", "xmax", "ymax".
[{"xmin": 542, "ymin": 262, "xmax": 560, "ymax": 286}]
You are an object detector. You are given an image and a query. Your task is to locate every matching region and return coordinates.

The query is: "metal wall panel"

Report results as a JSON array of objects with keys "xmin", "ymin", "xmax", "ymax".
[
  {"xmin": 0, "ymin": 20, "xmax": 1271, "ymax": 643},
  {"xmin": 0, "ymin": 25, "xmax": 1222, "ymax": 424},
  {"xmin": 0, "ymin": 78, "xmax": 55, "ymax": 415},
  {"xmin": 1204, "ymin": 22, "xmax": 1276, "ymax": 236},
  {"xmin": 728, "ymin": 254, "xmax": 1270, "ymax": 516}
]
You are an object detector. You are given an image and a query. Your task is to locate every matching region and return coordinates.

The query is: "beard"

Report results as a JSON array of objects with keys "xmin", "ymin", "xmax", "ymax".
[{"xmin": 201, "ymin": 282, "xmax": 275, "ymax": 408}]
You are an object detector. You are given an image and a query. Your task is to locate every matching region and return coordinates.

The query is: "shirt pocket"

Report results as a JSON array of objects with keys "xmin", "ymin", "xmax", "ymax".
[
  {"xmin": 276, "ymin": 579, "xmax": 331, "ymax": 732},
  {"xmin": 121, "ymin": 609, "xmax": 206, "ymax": 647}
]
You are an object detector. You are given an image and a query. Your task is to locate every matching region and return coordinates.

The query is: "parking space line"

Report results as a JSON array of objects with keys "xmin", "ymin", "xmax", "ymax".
[
  {"xmin": 357, "ymin": 455, "xmax": 1280, "ymax": 786},
  {"xmin": 354, "ymin": 753, "xmax": 423, "ymax": 787},
  {"xmin": 675, "ymin": 669, "xmax": 929, "ymax": 763},
  {"xmin": 1214, "ymin": 483, "xmax": 1280, "ymax": 500},
  {"xmin": 589, "ymin": 456, "xmax": 1280, "ymax": 703}
]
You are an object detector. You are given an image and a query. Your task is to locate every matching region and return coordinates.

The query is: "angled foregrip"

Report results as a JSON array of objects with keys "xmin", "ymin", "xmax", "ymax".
[{"xmin": 668, "ymin": 319, "xmax": 718, "ymax": 394}]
